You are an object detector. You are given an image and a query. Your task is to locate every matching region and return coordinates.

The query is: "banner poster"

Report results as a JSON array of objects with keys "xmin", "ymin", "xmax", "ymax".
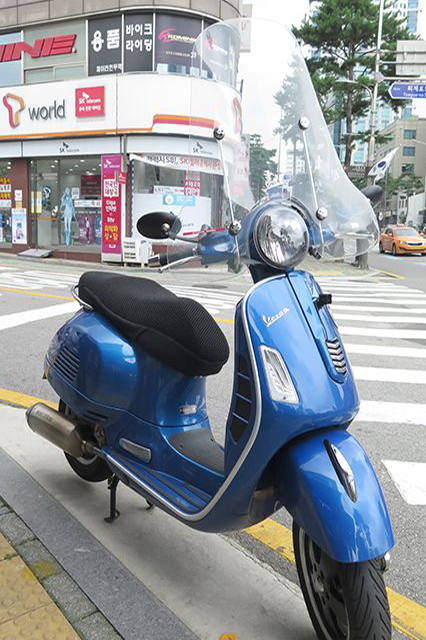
[
  {"xmin": 101, "ymin": 154, "xmax": 122, "ymax": 255},
  {"xmin": 88, "ymin": 16, "xmax": 122, "ymax": 76},
  {"xmin": 124, "ymin": 14, "xmax": 154, "ymax": 72},
  {"xmin": 155, "ymin": 14, "xmax": 202, "ymax": 70},
  {"xmin": 11, "ymin": 208, "xmax": 27, "ymax": 244}
]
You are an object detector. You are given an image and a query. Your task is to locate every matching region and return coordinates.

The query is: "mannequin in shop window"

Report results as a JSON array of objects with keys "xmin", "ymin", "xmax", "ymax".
[{"xmin": 60, "ymin": 187, "xmax": 75, "ymax": 247}]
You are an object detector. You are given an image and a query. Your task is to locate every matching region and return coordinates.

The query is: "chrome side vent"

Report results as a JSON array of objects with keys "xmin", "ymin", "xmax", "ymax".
[
  {"xmin": 326, "ymin": 340, "xmax": 347, "ymax": 375},
  {"xmin": 53, "ymin": 345, "xmax": 80, "ymax": 383}
]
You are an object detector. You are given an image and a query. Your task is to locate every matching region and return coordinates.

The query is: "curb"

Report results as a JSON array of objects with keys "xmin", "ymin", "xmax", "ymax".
[{"xmin": 0, "ymin": 497, "xmax": 121, "ymax": 640}]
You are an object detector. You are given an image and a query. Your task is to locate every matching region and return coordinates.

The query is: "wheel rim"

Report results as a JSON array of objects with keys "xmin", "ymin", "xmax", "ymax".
[
  {"xmin": 299, "ymin": 528, "xmax": 349, "ymax": 640},
  {"xmin": 76, "ymin": 455, "xmax": 98, "ymax": 466}
]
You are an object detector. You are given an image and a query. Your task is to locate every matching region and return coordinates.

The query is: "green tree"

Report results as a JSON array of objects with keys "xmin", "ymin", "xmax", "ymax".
[
  {"xmin": 380, "ymin": 171, "xmax": 423, "ymax": 212},
  {"xmin": 294, "ymin": 0, "xmax": 411, "ymax": 170},
  {"xmin": 249, "ymin": 134, "xmax": 277, "ymax": 201}
]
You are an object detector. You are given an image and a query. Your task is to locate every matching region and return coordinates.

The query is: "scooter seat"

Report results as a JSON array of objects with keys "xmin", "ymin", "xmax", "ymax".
[{"xmin": 78, "ymin": 271, "xmax": 230, "ymax": 377}]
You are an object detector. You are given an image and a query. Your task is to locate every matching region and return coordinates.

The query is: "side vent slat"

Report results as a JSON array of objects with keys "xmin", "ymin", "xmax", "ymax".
[
  {"xmin": 230, "ymin": 355, "xmax": 254, "ymax": 442},
  {"xmin": 52, "ymin": 346, "xmax": 80, "ymax": 383},
  {"xmin": 326, "ymin": 339, "xmax": 347, "ymax": 376}
]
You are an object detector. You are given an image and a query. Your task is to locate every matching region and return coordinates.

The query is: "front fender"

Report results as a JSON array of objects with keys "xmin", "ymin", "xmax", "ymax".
[{"xmin": 275, "ymin": 428, "xmax": 394, "ymax": 563}]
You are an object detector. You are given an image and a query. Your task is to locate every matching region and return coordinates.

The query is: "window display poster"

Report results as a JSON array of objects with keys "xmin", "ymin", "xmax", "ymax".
[
  {"xmin": 0, "ymin": 177, "xmax": 11, "ymax": 208},
  {"xmin": 88, "ymin": 16, "xmax": 122, "ymax": 76},
  {"xmin": 101, "ymin": 154, "xmax": 122, "ymax": 255},
  {"xmin": 81, "ymin": 174, "xmax": 101, "ymax": 196},
  {"xmin": 155, "ymin": 14, "xmax": 202, "ymax": 69},
  {"xmin": 12, "ymin": 208, "xmax": 27, "ymax": 244},
  {"xmin": 78, "ymin": 214, "xmax": 95, "ymax": 245},
  {"xmin": 124, "ymin": 14, "xmax": 154, "ymax": 72},
  {"xmin": 184, "ymin": 171, "xmax": 201, "ymax": 196}
]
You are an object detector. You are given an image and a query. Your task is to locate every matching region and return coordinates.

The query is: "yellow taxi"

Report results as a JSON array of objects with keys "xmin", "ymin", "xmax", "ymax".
[{"xmin": 379, "ymin": 225, "xmax": 426, "ymax": 256}]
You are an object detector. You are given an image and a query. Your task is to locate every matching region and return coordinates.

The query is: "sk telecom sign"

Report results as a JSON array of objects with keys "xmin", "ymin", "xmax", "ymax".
[
  {"xmin": 0, "ymin": 34, "xmax": 76, "ymax": 63},
  {"xmin": 75, "ymin": 87, "xmax": 105, "ymax": 118}
]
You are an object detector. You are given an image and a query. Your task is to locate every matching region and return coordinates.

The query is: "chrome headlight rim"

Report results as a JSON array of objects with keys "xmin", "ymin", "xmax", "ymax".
[{"xmin": 253, "ymin": 202, "xmax": 310, "ymax": 270}]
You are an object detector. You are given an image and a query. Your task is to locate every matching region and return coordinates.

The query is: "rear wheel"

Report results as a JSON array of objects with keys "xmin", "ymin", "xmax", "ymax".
[
  {"xmin": 59, "ymin": 401, "xmax": 111, "ymax": 483},
  {"xmin": 379, "ymin": 242, "xmax": 384, "ymax": 254},
  {"xmin": 293, "ymin": 523, "xmax": 391, "ymax": 640}
]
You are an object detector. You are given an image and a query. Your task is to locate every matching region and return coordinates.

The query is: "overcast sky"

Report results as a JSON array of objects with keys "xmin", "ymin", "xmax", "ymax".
[{"xmin": 249, "ymin": 0, "xmax": 309, "ymax": 29}]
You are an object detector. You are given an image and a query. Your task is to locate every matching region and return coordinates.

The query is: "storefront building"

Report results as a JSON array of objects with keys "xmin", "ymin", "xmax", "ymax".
[{"xmin": 0, "ymin": 0, "xmax": 242, "ymax": 261}]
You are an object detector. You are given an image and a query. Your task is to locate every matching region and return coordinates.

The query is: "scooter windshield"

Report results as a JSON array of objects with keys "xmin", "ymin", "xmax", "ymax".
[{"xmin": 184, "ymin": 18, "xmax": 379, "ymax": 260}]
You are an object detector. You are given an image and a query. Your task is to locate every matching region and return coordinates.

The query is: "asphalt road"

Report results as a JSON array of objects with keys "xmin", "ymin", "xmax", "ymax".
[
  {"xmin": 369, "ymin": 245, "xmax": 426, "ymax": 292},
  {"xmin": 0, "ymin": 252, "xmax": 424, "ymax": 640}
]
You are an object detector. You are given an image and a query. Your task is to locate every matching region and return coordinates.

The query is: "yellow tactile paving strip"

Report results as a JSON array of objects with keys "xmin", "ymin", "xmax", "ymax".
[{"xmin": 0, "ymin": 533, "xmax": 79, "ymax": 640}]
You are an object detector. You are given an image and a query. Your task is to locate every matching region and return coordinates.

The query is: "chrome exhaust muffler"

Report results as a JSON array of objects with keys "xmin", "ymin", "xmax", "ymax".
[{"xmin": 26, "ymin": 403, "xmax": 91, "ymax": 458}]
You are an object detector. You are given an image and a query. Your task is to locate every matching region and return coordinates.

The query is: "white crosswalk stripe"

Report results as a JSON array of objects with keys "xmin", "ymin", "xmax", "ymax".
[{"xmin": 320, "ymin": 276, "xmax": 426, "ymax": 506}]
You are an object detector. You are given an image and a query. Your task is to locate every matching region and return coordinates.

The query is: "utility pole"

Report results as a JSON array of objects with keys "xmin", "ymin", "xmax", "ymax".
[
  {"xmin": 367, "ymin": 0, "xmax": 385, "ymax": 181},
  {"xmin": 358, "ymin": 0, "xmax": 386, "ymax": 269}
]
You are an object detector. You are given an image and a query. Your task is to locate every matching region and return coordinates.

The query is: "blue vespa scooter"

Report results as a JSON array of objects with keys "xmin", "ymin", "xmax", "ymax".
[{"xmin": 26, "ymin": 18, "xmax": 394, "ymax": 640}]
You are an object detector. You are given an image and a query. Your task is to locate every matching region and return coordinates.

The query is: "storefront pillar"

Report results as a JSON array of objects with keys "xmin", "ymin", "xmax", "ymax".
[{"xmin": 10, "ymin": 159, "xmax": 30, "ymax": 253}]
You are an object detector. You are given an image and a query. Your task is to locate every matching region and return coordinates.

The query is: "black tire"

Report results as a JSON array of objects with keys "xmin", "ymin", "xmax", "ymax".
[
  {"xmin": 59, "ymin": 401, "xmax": 111, "ymax": 483},
  {"xmin": 379, "ymin": 242, "xmax": 384, "ymax": 254},
  {"xmin": 293, "ymin": 523, "xmax": 391, "ymax": 640},
  {"xmin": 392, "ymin": 244, "xmax": 397, "ymax": 256},
  {"xmin": 64, "ymin": 451, "xmax": 112, "ymax": 482}
]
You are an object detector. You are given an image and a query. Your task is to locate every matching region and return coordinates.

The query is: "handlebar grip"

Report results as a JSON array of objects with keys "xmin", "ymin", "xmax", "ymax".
[{"xmin": 154, "ymin": 248, "xmax": 195, "ymax": 267}]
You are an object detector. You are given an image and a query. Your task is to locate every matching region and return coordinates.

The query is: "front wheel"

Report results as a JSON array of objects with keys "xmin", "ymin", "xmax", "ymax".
[
  {"xmin": 293, "ymin": 523, "xmax": 391, "ymax": 640},
  {"xmin": 379, "ymin": 242, "xmax": 384, "ymax": 254},
  {"xmin": 392, "ymin": 244, "xmax": 398, "ymax": 256}
]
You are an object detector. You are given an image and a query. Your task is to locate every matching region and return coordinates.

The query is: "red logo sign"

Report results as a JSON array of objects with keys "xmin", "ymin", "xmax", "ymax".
[
  {"xmin": 75, "ymin": 87, "xmax": 105, "ymax": 118},
  {"xmin": 2, "ymin": 93, "xmax": 25, "ymax": 128},
  {"xmin": 0, "ymin": 34, "xmax": 76, "ymax": 63}
]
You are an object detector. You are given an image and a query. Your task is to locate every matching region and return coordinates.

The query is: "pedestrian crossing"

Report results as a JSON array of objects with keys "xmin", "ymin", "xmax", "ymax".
[
  {"xmin": 0, "ymin": 267, "xmax": 242, "ymax": 315},
  {"xmin": 316, "ymin": 275, "xmax": 426, "ymax": 507}
]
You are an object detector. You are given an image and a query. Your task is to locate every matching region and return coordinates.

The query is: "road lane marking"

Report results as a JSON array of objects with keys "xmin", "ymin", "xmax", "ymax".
[
  {"xmin": 244, "ymin": 521, "xmax": 426, "ymax": 640},
  {"xmin": 0, "ymin": 287, "xmax": 74, "ymax": 301},
  {"xmin": 345, "ymin": 343, "xmax": 426, "ymax": 359},
  {"xmin": 0, "ymin": 388, "xmax": 57, "ymax": 409},
  {"xmin": 335, "ymin": 313, "xmax": 426, "ymax": 325},
  {"xmin": 353, "ymin": 366, "xmax": 426, "ymax": 384},
  {"xmin": 383, "ymin": 461, "xmax": 426, "ymax": 506},
  {"xmin": 321, "ymin": 285, "xmax": 424, "ymax": 294},
  {"xmin": 244, "ymin": 520, "xmax": 295, "ymax": 564},
  {"xmin": 1, "ymin": 389, "xmax": 425, "ymax": 639},
  {"xmin": 0, "ymin": 302, "xmax": 79, "ymax": 331},
  {"xmin": 334, "ymin": 304, "xmax": 426, "ymax": 314},
  {"xmin": 357, "ymin": 400, "xmax": 426, "ymax": 426},
  {"xmin": 332, "ymin": 296, "xmax": 426, "ymax": 305},
  {"xmin": 340, "ymin": 326, "xmax": 426, "ymax": 339}
]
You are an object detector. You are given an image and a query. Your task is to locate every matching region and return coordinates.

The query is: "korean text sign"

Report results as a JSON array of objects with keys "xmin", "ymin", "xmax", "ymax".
[
  {"xmin": 88, "ymin": 17, "xmax": 122, "ymax": 76},
  {"xmin": 101, "ymin": 155, "xmax": 122, "ymax": 255}
]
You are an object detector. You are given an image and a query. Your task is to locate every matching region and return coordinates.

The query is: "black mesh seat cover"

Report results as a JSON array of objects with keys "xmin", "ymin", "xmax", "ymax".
[{"xmin": 79, "ymin": 272, "xmax": 229, "ymax": 377}]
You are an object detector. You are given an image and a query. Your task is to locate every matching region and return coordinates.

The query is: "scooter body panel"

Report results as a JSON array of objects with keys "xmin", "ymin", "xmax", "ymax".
[
  {"xmin": 275, "ymin": 427, "xmax": 395, "ymax": 563},
  {"xmin": 44, "ymin": 272, "xmax": 394, "ymax": 557}
]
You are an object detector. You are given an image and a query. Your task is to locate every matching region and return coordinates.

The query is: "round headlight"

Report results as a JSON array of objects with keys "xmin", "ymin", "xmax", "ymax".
[{"xmin": 254, "ymin": 205, "xmax": 309, "ymax": 269}]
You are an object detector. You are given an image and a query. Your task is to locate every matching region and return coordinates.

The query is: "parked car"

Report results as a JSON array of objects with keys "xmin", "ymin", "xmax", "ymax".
[{"xmin": 379, "ymin": 225, "xmax": 426, "ymax": 256}]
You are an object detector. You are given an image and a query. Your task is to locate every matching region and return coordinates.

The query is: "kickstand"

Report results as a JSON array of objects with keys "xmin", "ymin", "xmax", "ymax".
[{"xmin": 104, "ymin": 475, "xmax": 120, "ymax": 523}]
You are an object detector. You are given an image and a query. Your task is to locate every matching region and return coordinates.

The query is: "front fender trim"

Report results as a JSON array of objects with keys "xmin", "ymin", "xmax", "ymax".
[{"xmin": 275, "ymin": 428, "xmax": 394, "ymax": 563}]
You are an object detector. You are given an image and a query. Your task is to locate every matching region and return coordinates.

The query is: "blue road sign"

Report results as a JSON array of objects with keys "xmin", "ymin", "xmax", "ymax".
[{"xmin": 389, "ymin": 82, "xmax": 426, "ymax": 99}]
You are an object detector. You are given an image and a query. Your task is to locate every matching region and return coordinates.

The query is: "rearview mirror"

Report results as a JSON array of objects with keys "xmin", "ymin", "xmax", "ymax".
[
  {"xmin": 137, "ymin": 211, "xmax": 182, "ymax": 239},
  {"xmin": 360, "ymin": 185, "xmax": 384, "ymax": 206}
]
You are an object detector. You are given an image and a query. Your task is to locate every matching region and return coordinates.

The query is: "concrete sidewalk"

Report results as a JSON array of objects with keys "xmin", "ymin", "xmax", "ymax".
[
  {"xmin": 0, "ymin": 404, "xmax": 315, "ymax": 640},
  {"xmin": 0, "ymin": 500, "xmax": 117, "ymax": 640}
]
